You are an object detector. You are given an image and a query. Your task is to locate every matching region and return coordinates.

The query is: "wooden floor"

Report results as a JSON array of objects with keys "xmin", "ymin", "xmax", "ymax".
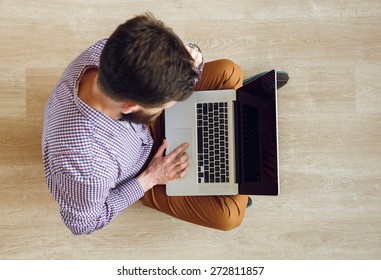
[{"xmin": 1, "ymin": 0, "xmax": 380, "ymax": 260}]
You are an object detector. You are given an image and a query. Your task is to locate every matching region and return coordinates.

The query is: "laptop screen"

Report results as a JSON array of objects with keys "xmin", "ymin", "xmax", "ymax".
[{"xmin": 235, "ymin": 70, "xmax": 279, "ymax": 195}]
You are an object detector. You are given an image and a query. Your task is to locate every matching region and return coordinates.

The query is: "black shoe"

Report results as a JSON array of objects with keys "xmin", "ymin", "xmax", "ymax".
[
  {"xmin": 277, "ymin": 71, "xmax": 289, "ymax": 89},
  {"xmin": 246, "ymin": 197, "xmax": 253, "ymax": 209},
  {"xmin": 243, "ymin": 71, "xmax": 289, "ymax": 89}
]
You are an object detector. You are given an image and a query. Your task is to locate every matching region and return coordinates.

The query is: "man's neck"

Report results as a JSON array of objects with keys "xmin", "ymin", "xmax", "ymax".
[{"xmin": 77, "ymin": 68, "xmax": 123, "ymax": 120}]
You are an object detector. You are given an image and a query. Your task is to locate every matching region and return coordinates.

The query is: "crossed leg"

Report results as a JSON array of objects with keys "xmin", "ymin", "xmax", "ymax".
[{"xmin": 143, "ymin": 59, "xmax": 248, "ymax": 231}]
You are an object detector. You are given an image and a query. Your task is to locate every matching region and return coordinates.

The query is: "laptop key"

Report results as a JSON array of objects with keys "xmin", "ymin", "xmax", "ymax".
[{"xmin": 196, "ymin": 102, "xmax": 230, "ymax": 184}]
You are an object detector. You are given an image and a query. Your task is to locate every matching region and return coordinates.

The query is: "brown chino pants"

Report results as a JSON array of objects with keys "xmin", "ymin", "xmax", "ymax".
[{"xmin": 142, "ymin": 59, "xmax": 249, "ymax": 231}]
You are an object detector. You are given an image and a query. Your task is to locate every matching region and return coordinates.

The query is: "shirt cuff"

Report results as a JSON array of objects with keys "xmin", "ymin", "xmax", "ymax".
[{"xmin": 117, "ymin": 178, "xmax": 145, "ymax": 205}]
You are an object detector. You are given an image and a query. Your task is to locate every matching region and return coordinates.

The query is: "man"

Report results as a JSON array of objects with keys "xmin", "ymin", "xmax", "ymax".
[{"xmin": 42, "ymin": 13, "xmax": 248, "ymax": 235}]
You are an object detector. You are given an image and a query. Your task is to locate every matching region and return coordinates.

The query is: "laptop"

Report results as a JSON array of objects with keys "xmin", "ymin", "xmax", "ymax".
[{"xmin": 165, "ymin": 70, "xmax": 280, "ymax": 196}]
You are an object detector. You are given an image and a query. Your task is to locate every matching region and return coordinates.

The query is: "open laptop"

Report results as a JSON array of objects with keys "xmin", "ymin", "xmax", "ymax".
[{"xmin": 165, "ymin": 70, "xmax": 280, "ymax": 196}]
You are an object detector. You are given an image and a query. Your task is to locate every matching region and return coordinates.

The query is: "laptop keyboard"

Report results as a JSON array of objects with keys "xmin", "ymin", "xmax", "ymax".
[{"xmin": 196, "ymin": 102, "xmax": 230, "ymax": 184}]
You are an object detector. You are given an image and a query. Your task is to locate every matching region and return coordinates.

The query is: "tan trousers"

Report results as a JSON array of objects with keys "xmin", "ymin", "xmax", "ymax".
[{"xmin": 143, "ymin": 59, "xmax": 249, "ymax": 231}]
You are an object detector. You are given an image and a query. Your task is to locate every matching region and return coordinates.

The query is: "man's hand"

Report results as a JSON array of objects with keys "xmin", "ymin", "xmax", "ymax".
[
  {"xmin": 137, "ymin": 139, "xmax": 189, "ymax": 192},
  {"xmin": 185, "ymin": 44, "xmax": 203, "ymax": 70}
]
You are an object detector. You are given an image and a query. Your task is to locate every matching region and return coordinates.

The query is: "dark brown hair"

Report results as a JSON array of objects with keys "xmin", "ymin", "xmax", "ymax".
[{"xmin": 98, "ymin": 13, "xmax": 197, "ymax": 107}]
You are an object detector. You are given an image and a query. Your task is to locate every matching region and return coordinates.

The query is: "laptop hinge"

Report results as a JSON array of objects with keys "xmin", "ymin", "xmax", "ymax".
[{"xmin": 233, "ymin": 100, "xmax": 242, "ymax": 184}]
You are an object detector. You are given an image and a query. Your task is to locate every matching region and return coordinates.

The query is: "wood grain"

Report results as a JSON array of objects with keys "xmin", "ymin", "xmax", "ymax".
[{"xmin": 0, "ymin": 0, "xmax": 380, "ymax": 259}]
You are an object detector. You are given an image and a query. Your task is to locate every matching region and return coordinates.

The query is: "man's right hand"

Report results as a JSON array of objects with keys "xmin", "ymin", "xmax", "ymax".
[{"xmin": 137, "ymin": 139, "xmax": 189, "ymax": 192}]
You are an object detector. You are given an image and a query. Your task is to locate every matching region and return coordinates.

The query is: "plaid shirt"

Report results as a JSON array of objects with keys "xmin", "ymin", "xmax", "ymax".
[
  {"xmin": 43, "ymin": 39, "xmax": 155, "ymax": 234},
  {"xmin": 43, "ymin": 39, "xmax": 203, "ymax": 235}
]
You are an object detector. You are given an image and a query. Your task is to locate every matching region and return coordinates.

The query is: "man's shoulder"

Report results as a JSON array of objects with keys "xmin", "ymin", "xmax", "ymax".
[
  {"xmin": 88, "ymin": 38, "xmax": 108, "ymax": 56},
  {"xmin": 59, "ymin": 39, "xmax": 108, "ymax": 89},
  {"xmin": 76, "ymin": 38, "xmax": 108, "ymax": 68},
  {"xmin": 44, "ymin": 112, "xmax": 94, "ymax": 152},
  {"xmin": 42, "ymin": 119, "xmax": 117, "ymax": 178}
]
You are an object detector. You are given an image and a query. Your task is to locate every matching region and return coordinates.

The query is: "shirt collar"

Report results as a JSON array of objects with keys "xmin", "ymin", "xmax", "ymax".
[
  {"xmin": 71, "ymin": 58, "xmax": 151, "ymax": 143},
  {"xmin": 74, "ymin": 93, "xmax": 130, "ymax": 136},
  {"xmin": 75, "ymin": 94, "xmax": 151, "ymax": 145}
]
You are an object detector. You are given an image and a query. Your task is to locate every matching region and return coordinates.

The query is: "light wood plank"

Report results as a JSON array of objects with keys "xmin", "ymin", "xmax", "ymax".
[{"xmin": 0, "ymin": 0, "xmax": 380, "ymax": 260}]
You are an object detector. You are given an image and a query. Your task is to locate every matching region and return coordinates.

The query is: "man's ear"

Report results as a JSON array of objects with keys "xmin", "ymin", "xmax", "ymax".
[{"xmin": 121, "ymin": 102, "xmax": 140, "ymax": 114}]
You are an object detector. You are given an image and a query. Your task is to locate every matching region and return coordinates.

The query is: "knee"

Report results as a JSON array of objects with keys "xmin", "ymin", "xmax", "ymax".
[
  {"xmin": 210, "ymin": 196, "xmax": 248, "ymax": 231},
  {"xmin": 215, "ymin": 215, "xmax": 245, "ymax": 231},
  {"xmin": 216, "ymin": 59, "xmax": 243, "ymax": 90}
]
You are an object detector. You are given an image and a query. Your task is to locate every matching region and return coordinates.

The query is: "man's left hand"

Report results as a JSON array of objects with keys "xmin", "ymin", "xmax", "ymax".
[{"xmin": 185, "ymin": 44, "xmax": 203, "ymax": 69}]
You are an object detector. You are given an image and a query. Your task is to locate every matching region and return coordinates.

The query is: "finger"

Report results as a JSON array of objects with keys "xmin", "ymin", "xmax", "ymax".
[
  {"xmin": 190, "ymin": 48, "xmax": 196, "ymax": 57},
  {"xmin": 184, "ymin": 45, "xmax": 201, "ymax": 66},
  {"xmin": 172, "ymin": 154, "xmax": 189, "ymax": 170},
  {"xmin": 177, "ymin": 159, "xmax": 189, "ymax": 172},
  {"xmin": 154, "ymin": 139, "xmax": 167, "ymax": 158},
  {"xmin": 177, "ymin": 165, "xmax": 189, "ymax": 178},
  {"xmin": 175, "ymin": 151, "xmax": 189, "ymax": 164},
  {"xmin": 165, "ymin": 165, "xmax": 186, "ymax": 181},
  {"xmin": 167, "ymin": 142, "xmax": 189, "ymax": 160},
  {"xmin": 193, "ymin": 52, "xmax": 202, "ymax": 65},
  {"xmin": 185, "ymin": 45, "xmax": 197, "ymax": 57},
  {"xmin": 165, "ymin": 156, "xmax": 189, "ymax": 180}
]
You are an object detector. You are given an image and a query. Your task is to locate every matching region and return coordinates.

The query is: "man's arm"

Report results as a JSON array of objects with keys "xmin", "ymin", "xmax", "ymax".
[
  {"xmin": 48, "ymin": 173, "xmax": 144, "ymax": 235},
  {"xmin": 50, "ymin": 139, "xmax": 189, "ymax": 235}
]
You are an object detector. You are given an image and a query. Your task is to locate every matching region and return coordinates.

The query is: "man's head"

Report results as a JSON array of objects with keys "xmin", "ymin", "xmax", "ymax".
[{"xmin": 98, "ymin": 13, "xmax": 198, "ymax": 113}]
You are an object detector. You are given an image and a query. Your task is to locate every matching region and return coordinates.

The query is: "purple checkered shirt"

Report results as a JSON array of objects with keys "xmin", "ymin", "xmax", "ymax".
[
  {"xmin": 43, "ymin": 39, "xmax": 203, "ymax": 235},
  {"xmin": 42, "ymin": 39, "xmax": 152, "ymax": 235}
]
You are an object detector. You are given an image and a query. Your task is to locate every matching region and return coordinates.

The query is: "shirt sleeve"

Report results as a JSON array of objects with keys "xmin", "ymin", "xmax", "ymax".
[{"xmin": 49, "ymin": 173, "xmax": 144, "ymax": 235}]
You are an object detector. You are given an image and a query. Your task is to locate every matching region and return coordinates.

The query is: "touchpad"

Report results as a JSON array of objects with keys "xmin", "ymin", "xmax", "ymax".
[{"xmin": 166, "ymin": 128, "xmax": 193, "ymax": 159}]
